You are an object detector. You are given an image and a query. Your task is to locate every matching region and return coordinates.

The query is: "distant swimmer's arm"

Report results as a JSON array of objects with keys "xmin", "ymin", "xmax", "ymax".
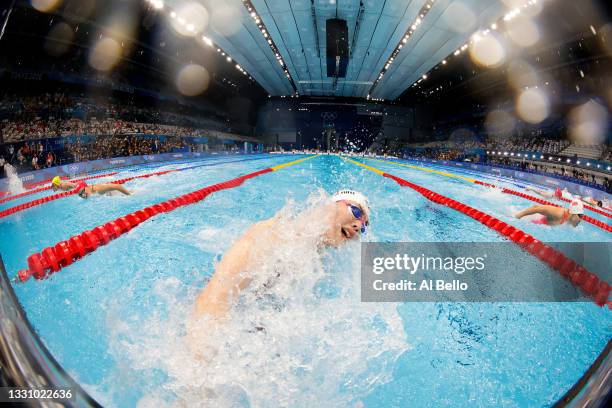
[
  {"xmin": 515, "ymin": 205, "xmax": 550, "ymax": 219},
  {"xmin": 525, "ymin": 187, "xmax": 552, "ymax": 198}
]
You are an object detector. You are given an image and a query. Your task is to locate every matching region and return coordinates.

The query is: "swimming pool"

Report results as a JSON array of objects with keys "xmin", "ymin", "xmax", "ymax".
[{"xmin": 1, "ymin": 154, "xmax": 610, "ymax": 407}]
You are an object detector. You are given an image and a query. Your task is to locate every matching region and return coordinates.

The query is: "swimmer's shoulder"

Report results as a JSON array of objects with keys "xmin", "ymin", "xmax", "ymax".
[{"xmin": 247, "ymin": 214, "xmax": 283, "ymax": 239}]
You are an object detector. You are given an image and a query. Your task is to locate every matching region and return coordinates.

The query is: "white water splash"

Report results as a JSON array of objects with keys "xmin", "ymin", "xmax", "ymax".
[
  {"xmin": 103, "ymin": 193, "xmax": 410, "ymax": 407},
  {"xmin": 4, "ymin": 163, "xmax": 25, "ymax": 194}
]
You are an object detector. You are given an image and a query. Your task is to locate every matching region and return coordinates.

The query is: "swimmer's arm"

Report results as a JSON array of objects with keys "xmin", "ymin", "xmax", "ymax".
[
  {"xmin": 515, "ymin": 205, "xmax": 550, "ymax": 219},
  {"xmin": 193, "ymin": 229, "xmax": 256, "ymax": 319}
]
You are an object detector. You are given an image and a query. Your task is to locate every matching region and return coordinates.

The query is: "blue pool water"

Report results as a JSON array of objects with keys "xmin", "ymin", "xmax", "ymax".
[{"xmin": 0, "ymin": 154, "xmax": 610, "ymax": 407}]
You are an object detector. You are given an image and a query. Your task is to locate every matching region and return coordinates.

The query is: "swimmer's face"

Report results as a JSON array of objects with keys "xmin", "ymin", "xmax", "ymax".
[
  {"xmin": 78, "ymin": 187, "xmax": 91, "ymax": 199},
  {"xmin": 52, "ymin": 184, "xmax": 58, "ymax": 191},
  {"xmin": 323, "ymin": 201, "xmax": 368, "ymax": 246},
  {"xmin": 568, "ymin": 214, "xmax": 582, "ymax": 227}
]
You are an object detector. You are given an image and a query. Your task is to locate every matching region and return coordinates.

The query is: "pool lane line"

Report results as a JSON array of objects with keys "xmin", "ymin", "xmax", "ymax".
[
  {"xmin": 0, "ymin": 155, "xmax": 279, "ymax": 219},
  {"xmin": 14, "ymin": 155, "xmax": 318, "ymax": 283},
  {"xmin": 343, "ymin": 157, "xmax": 611, "ymax": 307},
  {"xmin": 362, "ymin": 157, "xmax": 612, "ymax": 231},
  {"xmin": 373, "ymin": 157, "xmax": 612, "ymax": 219},
  {"xmin": 0, "ymin": 154, "xmax": 267, "ymax": 202},
  {"xmin": 0, "ymin": 172, "xmax": 120, "ymax": 205}
]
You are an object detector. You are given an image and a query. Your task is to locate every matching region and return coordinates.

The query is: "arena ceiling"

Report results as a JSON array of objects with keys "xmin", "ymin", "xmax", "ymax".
[{"xmin": 166, "ymin": 0, "xmax": 511, "ymax": 100}]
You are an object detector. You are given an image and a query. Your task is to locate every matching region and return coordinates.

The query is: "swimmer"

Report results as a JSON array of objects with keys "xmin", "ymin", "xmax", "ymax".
[
  {"xmin": 525, "ymin": 186, "xmax": 570, "ymax": 200},
  {"xmin": 192, "ymin": 189, "xmax": 370, "ymax": 321},
  {"xmin": 579, "ymin": 196, "xmax": 603, "ymax": 208},
  {"xmin": 76, "ymin": 182, "xmax": 131, "ymax": 199},
  {"xmin": 51, "ymin": 176, "xmax": 77, "ymax": 192},
  {"xmin": 514, "ymin": 199, "xmax": 584, "ymax": 227}
]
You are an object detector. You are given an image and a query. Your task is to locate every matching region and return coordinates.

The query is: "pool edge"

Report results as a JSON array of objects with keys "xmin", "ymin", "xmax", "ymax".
[{"xmin": 0, "ymin": 254, "xmax": 101, "ymax": 407}]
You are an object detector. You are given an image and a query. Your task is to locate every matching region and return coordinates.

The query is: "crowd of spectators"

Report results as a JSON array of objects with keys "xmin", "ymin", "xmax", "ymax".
[
  {"xmin": 487, "ymin": 156, "xmax": 610, "ymax": 192},
  {"xmin": 0, "ymin": 92, "xmax": 256, "ymax": 177},
  {"xmin": 0, "ymin": 140, "xmax": 56, "ymax": 172},
  {"xmin": 64, "ymin": 135, "xmax": 193, "ymax": 162},
  {"xmin": 1, "ymin": 116, "xmax": 215, "ymax": 143},
  {"xmin": 485, "ymin": 136, "xmax": 570, "ymax": 155},
  {"xmin": 0, "ymin": 92, "xmax": 234, "ymax": 143},
  {"xmin": 0, "ymin": 134, "xmax": 199, "ymax": 176}
]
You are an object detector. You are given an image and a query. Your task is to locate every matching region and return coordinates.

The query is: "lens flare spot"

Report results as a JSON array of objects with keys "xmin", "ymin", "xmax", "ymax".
[
  {"xmin": 44, "ymin": 22, "xmax": 74, "ymax": 57},
  {"xmin": 485, "ymin": 110, "xmax": 516, "ymax": 138},
  {"xmin": 507, "ymin": 17, "xmax": 540, "ymax": 47},
  {"xmin": 169, "ymin": 2, "xmax": 209, "ymax": 37},
  {"xmin": 568, "ymin": 100, "xmax": 609, "ymax": 145},
  {"xmin": 176, "ymin": 64, "xmax": 210, "ymax": 96},
  {"xmin": 88, "ymin": 37, "xmax": 122, "ymax": 72},
  {"xmin": 469, "ymin": 35, "xmax": 505, "ymax": 67},
  {"xmin": 211, "ymin": 4, "xmax": 242, "ymax": 37},
  {"xmin": 442, "ymin": 2, "xmax": 476, "ymax": 34},
  {"xmin": 516, "ymin": 88, "xmax": 550, "ymax": 124},
  {"xmin": 31, "ymin": 0, "xmax": 62, "ymax": 13},
  {"xmin": 507, "ymin": 60, "xmax": 539, "ymax": 90}
]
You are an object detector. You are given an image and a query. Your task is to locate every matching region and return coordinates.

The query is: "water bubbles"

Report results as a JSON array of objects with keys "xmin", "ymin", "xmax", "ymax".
[
  {"xmin": 515, "ymin": 88, "xmax": 550, "ymax": 123},
  {"xmin": 88, "ymin": 37, "xmax": 122, "ymax": 72},
  {"xmin": 469, "ymin": 34, "xmax": 505, "ymax": 67},
  {"xmin": 176, "ymin": 64, "xmax": 210, "ymax": 96},
  {"xmin": 442, "ymin": 2, "xmax": 476, "ymax": 34},
  {"xmin": 568, "ymin": 100, "xmax": 609, "ymax": 145}
]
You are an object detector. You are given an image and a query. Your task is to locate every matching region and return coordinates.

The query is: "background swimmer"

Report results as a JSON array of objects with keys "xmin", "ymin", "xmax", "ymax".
[
  {"xmin": 525, "ymin": 186, "xmax": 570, "ymax": 200},
  {"xmin": 77, "ymin": 182, "xmax": 131, "ymax": 199},
  {"xmin": 514, "ymin": 199, "xmax": 584, "ymax": 227}
]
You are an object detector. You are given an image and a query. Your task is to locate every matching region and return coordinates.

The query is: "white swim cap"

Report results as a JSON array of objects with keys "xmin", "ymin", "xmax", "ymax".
[
  {"xmin": 332, "ymin": 189, "xmax": 370, "ymax": 219},
  {"xmin": 569, "ymin": 199, "xmax": 584, "ymax": 215}
]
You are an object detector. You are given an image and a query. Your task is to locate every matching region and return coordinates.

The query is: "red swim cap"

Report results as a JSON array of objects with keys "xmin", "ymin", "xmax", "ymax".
[{"xmin": 554, "ymin": 188, "xmax": 562, "ymax": 199}]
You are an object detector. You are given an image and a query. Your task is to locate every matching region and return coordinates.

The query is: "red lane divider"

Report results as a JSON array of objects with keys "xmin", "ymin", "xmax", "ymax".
[
  {"xmin": 16, "ymin": 168, "xmax": 273, "ymax": 283},
  {"xmin": 1, "ymin": 156, "xmax": 271, "ymax": 216},
  {"xmin": 0, "ymin": 170, "xmax": 173, "ymax": 219},
  {"xmin": 475, "ymin": 180, "xmax": 612, "ymax": 219},
  {"xmin": 0, "ymin": 172, "xmax": 118, "ymax": 205},
  {"xmin": 473, "ymin": 181, "xmax": 611, "ymax": 233},
  {"xmin": 382, "ymin": 173, "xmax": 610, "ymax": 307}
]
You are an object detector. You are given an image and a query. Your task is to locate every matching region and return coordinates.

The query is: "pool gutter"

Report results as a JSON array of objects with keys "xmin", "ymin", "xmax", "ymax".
[
  {"xmin": 554, "ymin": 339, "xmax": 612, "ymax": 408},
  {"xmin": 0, "ymin": 255, "xmax": 100, "ymax": 407}
]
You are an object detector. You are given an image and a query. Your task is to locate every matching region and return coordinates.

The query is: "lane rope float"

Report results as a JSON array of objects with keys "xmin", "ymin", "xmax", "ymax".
[
  {"xmin": 0, "ymin": 155, "xmax": 275, "ymax": 219},
  {"xmin": 345, "ymin": 157, "xmax": 611, "ymax": 307},
  {"xmin": 15, "ymin": 155, "xmax": 316, "ymax": 283},
  {"xmin": 365, "ymin": 157, "xmax": 611, "ymax": 233}
]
